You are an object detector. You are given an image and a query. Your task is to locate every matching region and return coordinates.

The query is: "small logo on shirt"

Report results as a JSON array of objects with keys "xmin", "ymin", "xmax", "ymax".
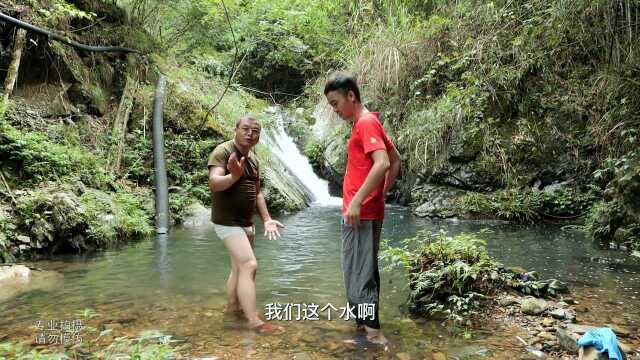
[{"xmin": 370, "ymin": 137, "xmax": 377, "ymax": 144}]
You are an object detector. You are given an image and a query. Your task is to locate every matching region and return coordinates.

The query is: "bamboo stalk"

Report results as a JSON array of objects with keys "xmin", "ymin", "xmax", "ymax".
[
  {"xmin": 111, "ymin": 74, "xmax": 136, "ymax": 173},
  {"xmin": 3, "ymin": 28, "xmax": 27, "ymax": 102},
  {"xmin": 0, "ymin": 168, "xmax": 16, "ymax": 205},
  {"xmin": 627, "ymin": 0, "xmax": 632, "ymax": 58}
]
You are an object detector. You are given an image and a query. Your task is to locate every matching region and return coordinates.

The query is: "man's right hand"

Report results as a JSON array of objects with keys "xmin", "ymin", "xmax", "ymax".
[{"xmin": 227, "ymin": 152, "xmax": 246, "ymax": 180}]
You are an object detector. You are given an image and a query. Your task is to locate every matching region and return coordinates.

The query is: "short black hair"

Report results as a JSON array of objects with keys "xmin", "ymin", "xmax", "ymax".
[
  {"xmin": 324, "ymin": 71, "xmax": 361, "ymax": 103},
  {"xmin": 235, "ymin": 115, "xmax": 259, "ymax": 129}
]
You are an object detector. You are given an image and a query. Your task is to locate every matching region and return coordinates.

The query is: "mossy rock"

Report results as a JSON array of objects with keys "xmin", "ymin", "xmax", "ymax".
[{"xmin": 412, "ymin": 185, "xmax": 467, "ymax": 218}]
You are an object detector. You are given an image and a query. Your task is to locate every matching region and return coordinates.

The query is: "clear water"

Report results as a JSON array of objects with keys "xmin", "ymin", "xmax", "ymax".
[{"xmin": 2, "ymin": 205, "xmax": 639, "ymax": 359}]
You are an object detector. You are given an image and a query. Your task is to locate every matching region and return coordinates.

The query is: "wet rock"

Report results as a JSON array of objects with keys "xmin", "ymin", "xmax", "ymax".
[
  {"xmin": 182, "ymin": 202, "xmax": 212, "ymax": 229},
  {"xmin": 537, "ymin": 331, "xmax": 555, "ymax": 341},
  {"xmin": 521, "ymin": 347, "xmax": 546, "ymax": 359},
  {"xmin": 412, "ymin": 185, "xmax": 466, "ymax": 218},
  {"xmin": 555, "ymin": 301, "xmax": 569, "ymax": 308},
  {"xmin": 451, "ymin": 346, "xmax": 491, "ymax": 359},
  {"xmin": 15, "ymin": 189, "xmax": 88, "ymax": 252},
  {"xmin": 555, "ymin": 327, "xmax": 580, "ymax": 352},
  {"xmin": 548, "ymin": 279, "xmax": 568, "ymax": 293},
  {"xmin": 323, "ymin": 137, "xmax": 347, "ymax": 189},
  {"xmin": 613, "ymin": 227, "xmax": 631, "ymax": 244},
  {"xmin": 561, "ymin": 297, "xmax": 578, "ymax": 305},
  {"xmin": 550, "ymin": 308, "xmax": 575, "ymax": 321},
  {"xmin": 293, "ymin": 352, "xmax": 312, "ymax": 360},
  {"xmin": 0, "ymin": 264, "xmax": 30, "ymax": 282},
  {"xmin": 530, "ymin": 336, "xmax": 543, "ymax": 345},
  {"xmin": 521, "ymin": 297, "xmax": 548, "ymax": 315},
  {"xmin": 543, "ymin": 180, "xmax": 573, "ymax": 193},
  {"xmin": 0, "ymin": 267, "xmax": 63, "ymax": 302},
  {"xmin": 499, "ymin": 296, "xmax": 520, "ymax": 306},
  {"xmin": 605, "ymin": 324, "xmax": 632, "ymax": 338},
  {"xmin": 565, "ymin": 324, "xmax": 599, "ymax": 334},
  {"xmin": 542, "ymin": 340, "xmax": 556, "ymax": 350},
  {"xmin": 542, "ymin": 318, "xmax": 555, "ymax": 327},
  {"xmin": 431, "ymin": 352, "xmax": 447, "ymax": 360}
]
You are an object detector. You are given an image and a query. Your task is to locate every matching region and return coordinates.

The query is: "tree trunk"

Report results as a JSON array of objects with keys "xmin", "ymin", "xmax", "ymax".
[
  {"xmin": 108, "ymin": 54, "xmax": 138, "ymax": 174},
  {"xmin": 3, "ymin": 28, "xmax": 27, "ymax": 102}
]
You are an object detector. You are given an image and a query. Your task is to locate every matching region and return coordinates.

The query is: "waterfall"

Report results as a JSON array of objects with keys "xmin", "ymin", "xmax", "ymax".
[{"xmin": 262, "ymin": 107, "xmax": 342, "ymax": 207}]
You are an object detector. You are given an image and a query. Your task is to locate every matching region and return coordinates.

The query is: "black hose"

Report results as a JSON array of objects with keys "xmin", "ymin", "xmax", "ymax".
[
  {"xmin": 152, "ymin": 74, "xmax": 169, "ymax": 234},
  {"xmin": 0, "ymin": 11, "xmax": 139, "ymax": 54}
]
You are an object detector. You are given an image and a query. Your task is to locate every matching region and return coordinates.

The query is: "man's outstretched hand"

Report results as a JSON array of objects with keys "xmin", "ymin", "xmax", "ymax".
[
  {"xmin": 264, "ymin": 219, "xmax": 285, "ymax": 240},
  {"xmin": 227, "ymin": 152, "xmax": 245, "ymax": 180}
]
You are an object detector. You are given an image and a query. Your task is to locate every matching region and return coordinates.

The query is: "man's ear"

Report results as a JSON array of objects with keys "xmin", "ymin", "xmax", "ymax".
[{"xmin": 347, "ymin": 90, "xmax": 356, "ymax": 103}]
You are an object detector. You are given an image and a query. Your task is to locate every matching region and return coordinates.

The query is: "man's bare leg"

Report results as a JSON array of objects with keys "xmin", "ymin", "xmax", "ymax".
[
  {"xmin": 222, "ymin": 233, "xmax": 262, "ymax": 327},
  {"xmin": 225, "ymin": 257, "xmax": 241, "ymax": 313},
  {"xmin": 225, "ymin": 229, "xmax": 254, "ymax": 313}
]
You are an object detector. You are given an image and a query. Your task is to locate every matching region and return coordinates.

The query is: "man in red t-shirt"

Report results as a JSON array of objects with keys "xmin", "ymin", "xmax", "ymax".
[{"xmin": 324, "ymin": 71, "xmax": 401, "ymax": 346}]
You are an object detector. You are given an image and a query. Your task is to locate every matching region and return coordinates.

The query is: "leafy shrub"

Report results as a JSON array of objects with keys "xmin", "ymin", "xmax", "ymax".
[
  {"xmin": 382, "ymin": 230, "xmax": 500, "ymax": 322},
  {"xmin": 168, "ymin": 191, "xmax": 194, "ymax": 224},
  {"xmin": 382, "ymin": 229, "xmax": 568, "ymax": 323},
  {"xmin": 304, "ymin": 139, "xmax": 325, "ymax": 170},
  {"xmin": 80, "ymin": 189, "xmax": 154, "ymax": 246},
  {"xmin": 0, "ymin": 120, "xmax": 111, "ymax": 188}
]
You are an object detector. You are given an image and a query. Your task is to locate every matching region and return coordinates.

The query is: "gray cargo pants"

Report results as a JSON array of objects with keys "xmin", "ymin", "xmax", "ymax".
[{"xmin": 341, "ymin": 219, "xmax": 383, "ymax": 329}]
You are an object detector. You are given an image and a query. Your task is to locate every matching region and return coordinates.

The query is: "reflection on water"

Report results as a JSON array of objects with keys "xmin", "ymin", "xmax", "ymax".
[{"xmin": 1, "ymin": 205, "xmax": 639, "ymax": 358}]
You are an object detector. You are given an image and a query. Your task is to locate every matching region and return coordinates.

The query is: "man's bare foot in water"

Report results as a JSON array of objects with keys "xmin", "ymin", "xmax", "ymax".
[
  {"xmin": 249, "ymin": 320, "xmax": 284, "ymax": 335},
  {"xmin": 344, "ymin": 326, "xmax": 389, "ymax": 350},
  {"xmin": 365, "ymin": 326, "xmax": 388, "ymax": 346}
]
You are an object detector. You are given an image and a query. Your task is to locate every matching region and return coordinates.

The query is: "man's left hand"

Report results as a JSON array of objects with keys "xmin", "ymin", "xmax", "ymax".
[
  {"xmin": 345, "ymin": 201, "xmax": 361, "ymax": 227},
  {"xmin": 264, "ymin": 219, "xmax": 285, "ymax": 240}
]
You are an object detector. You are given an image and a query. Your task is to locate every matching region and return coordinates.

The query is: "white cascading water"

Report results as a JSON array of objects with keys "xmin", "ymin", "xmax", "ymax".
[{"xmin": 263, "ymin": 107, "xmax": 342, "ymax": 206}]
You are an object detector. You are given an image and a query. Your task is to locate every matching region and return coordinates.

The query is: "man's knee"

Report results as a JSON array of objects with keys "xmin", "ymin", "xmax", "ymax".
[{"xmin": 239, "ymin": 258, "xmax": 258, "ymax": 273}]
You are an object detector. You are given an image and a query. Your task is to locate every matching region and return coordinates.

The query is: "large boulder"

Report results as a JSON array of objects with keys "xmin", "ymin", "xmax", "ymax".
[
  {"xmin": 0, "ymin": 264, "xmax": 30, "ymax": 282},
  {"xmin": 412, "ymin": 185, "xmax": 466, "ymax": 218},
  {"xmin": 0, "ymin": 264, "xmax": 63, "ymax": 302},
  {"xmin": 15, "ymin": 188, "xmax": 88, "ymax": 253},
  {"xmin": 181, "ymin": 202, "xmax": 212, "ymax": 229},
  {"xmin": 322, "ymin": 137, "xmax": 346, "ymax": 196},
  {"xmin": 521, "ymin": 297, "xmax": 548, "ymax": 315},
  {"xmin": 429, "ymin": 161, "xmax": 499, "ymax": 192}
]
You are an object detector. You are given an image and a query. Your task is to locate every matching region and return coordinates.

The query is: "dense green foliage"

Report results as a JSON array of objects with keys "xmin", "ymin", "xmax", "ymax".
[
  {"xmin": 382, "ymin": 230, "xmax": 500, "ymax": 322},
  {"xmin": 460, "ymin": 187, "xmax": 599, "ymax": 223},
  {"xmin": 0, "ymin": 116, "xmax": 112, "ymax": 189},
  {"xmin": 120, "ymin": 0, "xmax": 350, "ymax": 99},
  {"xmin": 585, "ymin": 148, "xmax": 640, "ymax": 250},
  {"xmin": 302, "ymin": 0, "xmax": 639, "ymax": 244},
  {"xmin": 382, "ymin": 229, "xmax": 568, "ymax": 323},
  {"xmin": 346, "ymin": 0, "xmax": 640, "ymax": 188}
]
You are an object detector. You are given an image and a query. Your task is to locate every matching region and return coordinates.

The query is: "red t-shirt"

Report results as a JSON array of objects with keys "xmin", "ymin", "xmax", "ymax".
[{"xmin": 343, "ymin": 112, "xmax": 395, "ymax": 221}]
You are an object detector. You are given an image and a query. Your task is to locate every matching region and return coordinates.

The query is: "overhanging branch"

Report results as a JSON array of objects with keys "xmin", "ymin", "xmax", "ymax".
[{"xmin": 0, "ymin": 11, "xmax": 140, "ymax": 54}]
